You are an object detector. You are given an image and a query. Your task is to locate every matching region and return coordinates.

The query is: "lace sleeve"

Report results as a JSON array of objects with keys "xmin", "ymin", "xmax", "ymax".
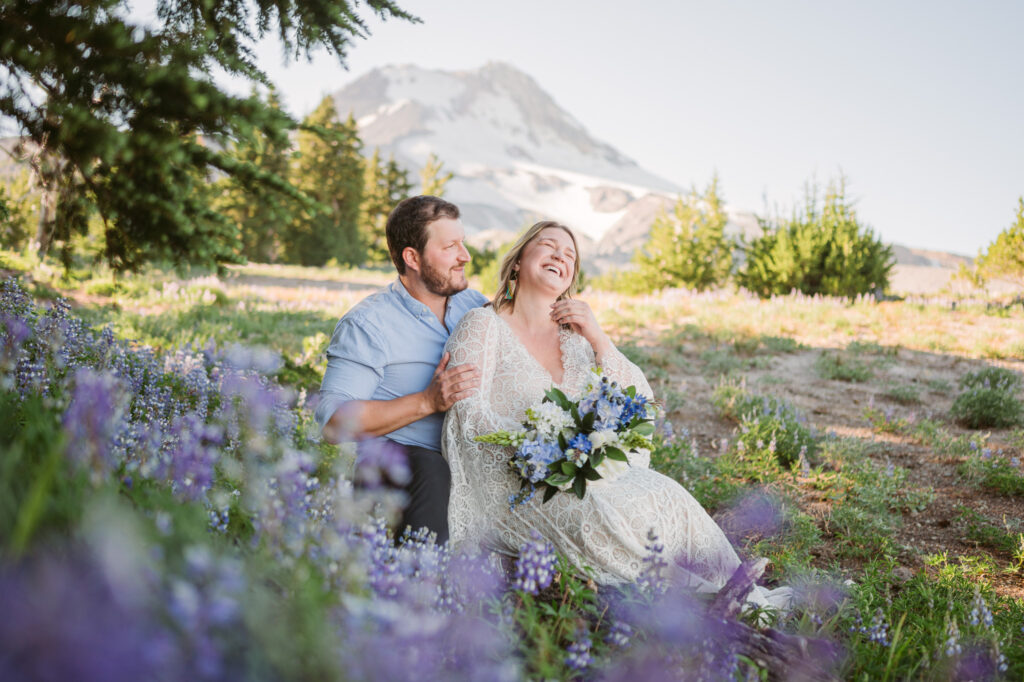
[
  {"xmin": 597, "ymin": 344, "xmax": 654, "ymax": 400},
  {"xmin": 442, "ymin": 308, "xmax": 520, "ymax": 550}
]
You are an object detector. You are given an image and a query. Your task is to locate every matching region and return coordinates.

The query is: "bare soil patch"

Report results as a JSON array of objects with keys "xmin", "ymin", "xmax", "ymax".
[{"xmin": 622, "ymin": 326, "xmax": 1024, "ymax": 598}]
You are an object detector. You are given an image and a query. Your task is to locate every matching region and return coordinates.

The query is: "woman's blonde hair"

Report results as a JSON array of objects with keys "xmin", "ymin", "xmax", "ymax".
[{"xmin": 490, "ymin": 220, "xmax": 581, "ymax": 313}]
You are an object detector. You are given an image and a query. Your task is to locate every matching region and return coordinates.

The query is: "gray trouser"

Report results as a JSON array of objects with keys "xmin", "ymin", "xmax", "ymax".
[{"xmin": 396, "ymin": 444, "xmax": 451, "ymax": 545}]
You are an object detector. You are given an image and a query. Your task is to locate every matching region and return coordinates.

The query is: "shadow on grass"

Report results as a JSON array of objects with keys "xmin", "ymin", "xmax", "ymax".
[{"xmin": 231, "ymin": 272, "xmax": 381, "ymax": 292}]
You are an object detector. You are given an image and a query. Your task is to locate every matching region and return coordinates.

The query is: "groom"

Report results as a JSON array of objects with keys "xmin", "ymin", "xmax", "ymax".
[{"xmin": 315, "ymin": 195, "xmax": 487, "ymax": 543}]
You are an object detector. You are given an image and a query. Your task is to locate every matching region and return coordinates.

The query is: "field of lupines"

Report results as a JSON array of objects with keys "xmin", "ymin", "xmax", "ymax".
[{"xmin": 3, "ymin": 257, "xmax": 1024, "ymax": 680}]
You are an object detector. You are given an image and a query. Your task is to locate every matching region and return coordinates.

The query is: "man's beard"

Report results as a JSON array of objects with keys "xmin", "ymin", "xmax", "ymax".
[{"xmin": 420, "ymin": 258, "xmax": 468, "ymax": 297}]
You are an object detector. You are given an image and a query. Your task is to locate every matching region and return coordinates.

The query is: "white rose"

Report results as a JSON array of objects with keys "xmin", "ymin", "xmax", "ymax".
[
  {"xmin": 588, "ymin": 429, "xmax": 618, "ymax": 450},
  {"xmin": 592, "ymin": 455, "xmax": 630, "ymax": 487}
]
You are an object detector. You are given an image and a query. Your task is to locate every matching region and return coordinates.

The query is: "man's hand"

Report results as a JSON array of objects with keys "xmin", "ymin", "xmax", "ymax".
[
  {"xmin": 322, "ymin": 353, "xmax": 480, "ymax": 442},
  {"xmin": 422, "ymin": 352, "xmax": 480, "ymax": 412}
]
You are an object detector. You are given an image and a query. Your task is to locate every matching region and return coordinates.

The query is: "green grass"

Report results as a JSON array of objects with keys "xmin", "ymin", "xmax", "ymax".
[
  {"xmin": 883, "ymin": 383, "xmax": 922, "ymax": 405},
  {"xmin": 954, "ymin": 505, "xmax": 1024, "ymax": 561},
  {"xmin": 815, "ymin": 351, "xmax": 873, "ymax": 382}
]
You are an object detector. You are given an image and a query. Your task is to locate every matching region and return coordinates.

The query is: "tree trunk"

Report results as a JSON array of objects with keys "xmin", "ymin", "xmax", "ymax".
[{"xmin": 33, "ymin": 188, "xmax": 56, "ymax": 258}]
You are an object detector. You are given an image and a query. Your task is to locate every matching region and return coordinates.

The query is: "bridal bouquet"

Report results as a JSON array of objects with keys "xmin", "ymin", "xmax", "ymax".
[{"xmin": 476, "ymin": 369, "xmax": 657, "ymax": 508}]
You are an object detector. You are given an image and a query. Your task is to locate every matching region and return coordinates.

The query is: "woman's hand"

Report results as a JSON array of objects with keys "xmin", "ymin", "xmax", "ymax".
[{"xmin": 550, "ymin": 299, "xmax": 612, "ymax": 360}]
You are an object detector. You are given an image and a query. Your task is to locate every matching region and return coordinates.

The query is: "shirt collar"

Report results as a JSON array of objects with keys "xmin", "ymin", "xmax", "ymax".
[{"xmin": 391, "ymin": 277, "xmax": 447, "ymax": 322}]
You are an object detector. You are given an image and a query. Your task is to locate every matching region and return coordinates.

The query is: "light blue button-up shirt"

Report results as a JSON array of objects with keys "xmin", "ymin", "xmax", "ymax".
[{"xmin": 315, "ymin": 279, "xmax": 488, "ymax": 451}]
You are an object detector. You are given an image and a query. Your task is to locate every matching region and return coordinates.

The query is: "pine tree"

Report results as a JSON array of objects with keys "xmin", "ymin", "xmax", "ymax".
[
  {"xmin": 976, "ymin": 198, "xmax": 1024, "ymax": 288},
  {"xmin": 359, "ymin": 149, "xmax": 413, "ymax": 264},
  {"xmin": 631, "ymin": 175, "xmax": 733, "ymax": 292},
  {"xmin": 737, "ymin": 176, "xmax": 894, "ymax": 297},
  {"xmin": 0, "ymin": 0, "xmax": 415, "ymax": 271},
  {"xmin": 214, "ymin": 89, "xmax": 302, "ymax": 263},
  {"xmin": 419, "ymin": 153, "xmax": 453, "ymax": 197},
  {"xmin": 287, "ymin": 100, "xmax": 364, "ymax": 266}
]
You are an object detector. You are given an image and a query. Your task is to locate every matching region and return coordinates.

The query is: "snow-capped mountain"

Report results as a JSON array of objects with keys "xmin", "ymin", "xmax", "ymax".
[{"xmin": 331, "ymin": 62, "xmax": 760, "ymax": 270}]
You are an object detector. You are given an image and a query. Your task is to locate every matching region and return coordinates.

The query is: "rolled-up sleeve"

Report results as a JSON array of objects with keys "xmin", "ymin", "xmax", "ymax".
[{"xmin": 314, "ymin": 317, "xmax": 386, "ymax": 431}]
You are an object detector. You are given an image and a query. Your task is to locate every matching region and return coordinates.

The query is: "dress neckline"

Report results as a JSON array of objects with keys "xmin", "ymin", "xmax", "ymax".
[{"xmin": 489, "ymin": 307, "xmax": 570, "ymax": 387}]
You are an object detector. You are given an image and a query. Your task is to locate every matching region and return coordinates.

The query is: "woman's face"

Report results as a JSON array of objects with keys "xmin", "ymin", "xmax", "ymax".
[{"xmin": 515, "ymin": 227, "xmax": 577, "ymax": 296}]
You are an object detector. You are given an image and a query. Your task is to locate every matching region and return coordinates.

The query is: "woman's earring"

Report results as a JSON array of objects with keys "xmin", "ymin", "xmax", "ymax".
[{"xmin": 505, "ymin": 270, "xmax": 518, "ymax": 300}]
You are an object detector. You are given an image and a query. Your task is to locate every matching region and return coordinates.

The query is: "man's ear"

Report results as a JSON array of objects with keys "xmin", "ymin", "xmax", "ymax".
[{"xmin": 402, "ymin": 246, "xmax": 421, "ymax": 274}]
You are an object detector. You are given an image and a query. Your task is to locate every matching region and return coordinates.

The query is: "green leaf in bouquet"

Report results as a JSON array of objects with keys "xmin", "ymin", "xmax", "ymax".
[
  {"xmin": 560, "ymin": 461, "xmax": 577, "ymax": 476},
  {"xmin": 580, "ymin": 410, "xmax": 596, "ymax": 431},
  {"xmin": 605, "ymin": 446, "xmax": 629, "ymax": 462},
  {"xmin": 582, "ymin": 466, "xmax": 602, "ymax": 481},
  {"xmin": 589, "ymin": 450, "xmax": 605, "ymax": 469},
  {"xmin": 545, "ymin": 472, "xmax": 574, "ymax": 487},
  {"xmin": 558, "ymin": 432, "xmax": 568, "ymax": 450},
  {"xmin": 544, "ymin": 387, "xmax": 573, "ymax": 410},
  {"xmin": 572, "ymin": 475, "xmax": 586, "ymax": 499},
  {"xmin": 632, "ymin": 421, "xmax": 655, "ymax": 436},
  {"xmin": 542, "ymin": 484, "xmax": 560, "ymax": 503},
  {"xmin": 625, "ymin": 385, "xmax": 637, "ymax": 398}
]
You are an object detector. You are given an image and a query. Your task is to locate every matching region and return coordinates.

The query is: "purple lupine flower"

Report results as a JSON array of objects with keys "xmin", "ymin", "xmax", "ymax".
[
  {"xmin": 63, "ymin": 368, "xmax": 129, "ymax": 480},
  {"xmin": 445, "ymin": 549, "xmax": 507, "ymax": 609},
  {"xmin": 0, "ymin": 549, "xmax": 177, "ymax": 682},
  {"xmin": 165, "ymin": 546, "xmax": 246, "ymax": 680},
  {"xmin": 355, "ymin": 439, "xmax": 411, "ymax": 488},
  {"xmin": 944, "ymin": 617, "xmax": 963, "ymax": 657},
  {"xmin": 718, "ymin": 492, "xmax": 783, "ymax": 542},
  {"xmin": 564, "ymin": 627, "xmax": 593, "ymax": 671},
  {"xmin": 605, "ymin": 619, "xmax": 633, "ymax": 648},
  {"xmin": 637, "ymin": 529, "xmax": 668, "ymax": 595},
  {"xmin": 955, "ymin": 645, "xmax": 1005, "ymax": 681},
  {"xmin": 159, "ymin": 412, "xmax": 223, "ymax": 501},
  {"xmin": 512, "ymin": 531, "xmax": 557, "ymax": 595},
  {"xmin": 969, "ymin": 588, "xmax": 994, "ymax": 629},
  {"xmin": 0, "ymin": 312, "xmax": 30, "ymax": 390}
]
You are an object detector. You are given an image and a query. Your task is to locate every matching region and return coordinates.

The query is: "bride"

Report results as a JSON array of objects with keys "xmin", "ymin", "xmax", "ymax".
[{"xmin": 442, "ymin": 220, "xmax": 790, "ymax": 609}]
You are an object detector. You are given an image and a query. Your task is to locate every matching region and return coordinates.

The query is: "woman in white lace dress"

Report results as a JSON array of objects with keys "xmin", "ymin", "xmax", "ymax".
[{"xmin": 442, "ymin": 221, "xmax": 790, "ymax": 609}]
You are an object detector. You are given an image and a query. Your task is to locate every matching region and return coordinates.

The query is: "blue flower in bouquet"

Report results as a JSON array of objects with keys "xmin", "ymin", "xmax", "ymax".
[
  {"xmin": 567, "ymin": 433, "xmax": 592, "ymax": 465},
  {"xmin": 568, "ymin": 433, "xmax": 592, "ymax": 454},
  {"xmin": 515, "ymin": 439, "xmax": 561, "ymax": 483},
  {"xmin": 618, "ymin": 394, "xmax": 650, "ymax": 427},
  {"xmin": 595, "ymin": 397, "xmax": 623, "ymax": 427}
]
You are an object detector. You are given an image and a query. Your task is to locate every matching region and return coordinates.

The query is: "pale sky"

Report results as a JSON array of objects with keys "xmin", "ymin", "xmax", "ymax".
[{"xmin": 202, "ymin": 2, "xmax": 1024, "ymax": 254}]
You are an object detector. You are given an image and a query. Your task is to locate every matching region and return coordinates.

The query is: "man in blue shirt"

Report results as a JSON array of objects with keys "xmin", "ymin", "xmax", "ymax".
[{"xmin": 315, "ymin": 195, "xmax": 488, "ymax": 543}]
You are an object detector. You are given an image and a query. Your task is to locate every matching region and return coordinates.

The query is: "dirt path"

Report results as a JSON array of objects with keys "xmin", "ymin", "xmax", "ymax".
[{"xmin": 619, "ymin": 326, "xmax": 1024, "ymax": 598}]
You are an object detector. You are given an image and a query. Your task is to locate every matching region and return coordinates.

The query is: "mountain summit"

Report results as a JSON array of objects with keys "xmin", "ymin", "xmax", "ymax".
[{"xmin": 332, "ymin": 62, "xmax": 738, "ymax": 265}]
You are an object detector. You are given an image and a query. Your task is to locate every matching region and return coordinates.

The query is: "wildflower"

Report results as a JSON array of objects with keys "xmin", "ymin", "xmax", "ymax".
[
  {"xmin": 866, "ymin": 608, "xmax": 889, "ymax": 646},
  {"xmin": 355, "ymin": 439, "xmax": 411, "ymax": 488},
  {"xmin": 564, "ymin": 627, "xmax": 593, "ymax": 672},
  {"xmin": 799, "ymin": 446, "xmax": 811, "ymax": 477},
  {"xmin": 63, "ymin": 368, "xmax": 129, "ymax": 481},
  {"xmin": 604, "ymin": 619, "xmax": 633, "ymax": 648},
  {"xmin": 969, "ymin": 588, "xmax": 994, "ymax": 629},
  {"xmin": 944, "ymin": 617, "xmax": 963, "ymax": 657},
  {"xmin": 637, "ymin": 529, "xmax": 668, "ymax": 595},
  {"xmin": 512, "ymin": 531, "xmax": 557, "ymax": 595}
]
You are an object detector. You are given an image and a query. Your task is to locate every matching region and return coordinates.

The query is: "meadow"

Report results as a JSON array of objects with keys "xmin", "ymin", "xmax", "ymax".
[{"xmin": 3, "ymin": 253, "xmax": 1024, "ymax": 680}]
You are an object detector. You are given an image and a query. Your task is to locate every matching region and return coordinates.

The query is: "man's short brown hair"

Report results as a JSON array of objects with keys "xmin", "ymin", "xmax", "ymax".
[{"xmin": 386, "ymin": 195, "xmax": 461, "ymax": 275}]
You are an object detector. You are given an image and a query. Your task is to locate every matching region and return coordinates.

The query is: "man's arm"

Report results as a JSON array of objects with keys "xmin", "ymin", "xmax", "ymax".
[{"xmin": 320, "ymin": 352, "xmax": 480, "ymax": 444}]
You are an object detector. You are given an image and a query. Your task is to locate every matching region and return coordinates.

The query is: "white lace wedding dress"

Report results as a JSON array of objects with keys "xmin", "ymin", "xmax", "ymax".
[{"xmin": 442, "ymin": 307, "xmax": 790, "ymax": 609}]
